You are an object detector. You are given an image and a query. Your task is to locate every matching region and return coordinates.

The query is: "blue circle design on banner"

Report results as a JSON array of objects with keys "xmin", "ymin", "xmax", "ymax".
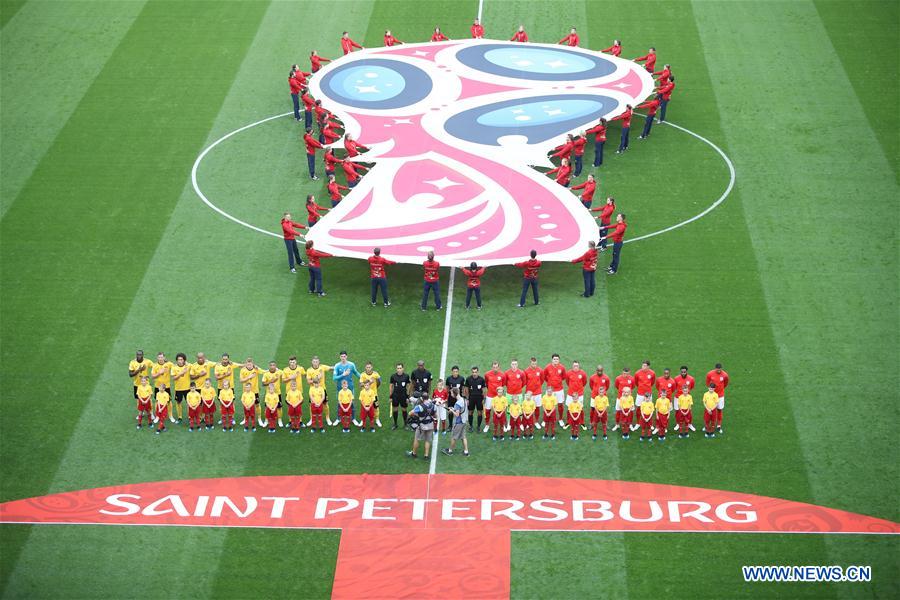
[
  {"xmin": 456, "ymin": 44, "xmax": 616, "ymax": 81},
  {"xmin": 319, "ymin": 59, "xmax": 433, "ymax": 109}
]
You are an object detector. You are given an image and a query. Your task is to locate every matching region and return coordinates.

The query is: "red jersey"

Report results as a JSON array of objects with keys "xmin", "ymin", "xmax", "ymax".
[
  {"xmin": 342, "ymin": 161, "xmax": 365, "ymax": 182},
  {"xmin": 559, "ymin": 33, "xmax": 579, "ymax": 46},
  {"xmin": 423, "ymin": 259, "xmax": 440, "ymax": 282},
  {"xmin": 606, "ymin": 221, "xmax": 627, "ymax": 243},
  {"xmin": 637, "ymin": 99, "xmax": 660, "ymax": 116},
  {"xmin": 589, "ymin": 373, "xmax": 611, "ymax": 398},
  {"xmin": 565, "ymin": 369, "xmax": 587, "ymax": 395},
  {"xmin": 432, "ymin": 388, "xmax": 449, "ymax": 406},
  {"xmin": 306, "ymin": 248, "xmax": 332, "ymax": 268},
  {"xmin": 327, "ymin": 180, "xmax": 348, "ymax": 201},
  {"xmin": 547, "ymin": 164, "xmax": 571, "ymax": 186},
  {"xmin": 635, "ymin": 52, "xmax": 657, "ymax": 71},
  {"xmin": 653, "ymin": 67, "xmax": 671, "ymax": 85},
  {"xmin": 310, "ymin": 54, "xmax": 330, "ymax": 72},
  {"xmin": 591, "ymin": 201, "xmax": 616, "ymax": 224},
  {"xmin": 614, "ymin": 374, "xmax": 636, "ymax": 397},
  {"xmin": 611, "ymin": 107, "xmax": 633, "ymax": 129},
  {"xmin": 705, "ymin": 370, "xmax": 730, "ymax": 397},
  {"xmin": 585, "ymin": 123, "xmax": 607, "ymax": 142},
  {"xmin": 384, "ymin": 34, "xmax": 402, "ymax": 46},
  {"xmin": 306, "ymin": 202, "xmax": 327, "ymax": 223},
  {"xmin": 301, "ymin": 92, "xmax": 315, "ymax": 111},
  {"xmin": 281, "ymin": 219, "xmax": 306, "ymax": 240},
  {"xmin": 431, "ymin": 32, "xmax": 449, "ymax": 42},
  {"xmin": 514, "ymin": 258, "xmax": 541, "ymax": 279},
  {"xmin": 324, "ymin": 152, "xmax": 343, "ymax": 171},
  {"xmin": 655, "ymin": 376, "xmax": 676, "ymax": 399},
  {"xmin": 471, "ymin": 24, "xmax": 484, "ymax": 38},
  {"xmin": 601, "ymin": 43, "xmax": 622, "ymax": 57},
  {"xmin": 571, "ymin": 248, "xmax": 597, "ymax": 272},
  {"xmin": 504, "ymin": 369, "xmax": 526, "ymax": 394},
  {"xmin": 674, "ymin": 374, "xmax": 696, "ymax": 395},
  {"xmin": 303, "ymin": 133, "xmax": 324, "ymax": 155},
  {"xmin": 572, "ymin": 180, "xmax": 596, "ymax": 202},
  {"xmin": 635, "ymin": 368, "xmax": 656, "ymax": 395},
  {"xmin": 368, "ymin": 255, "xmax": 395, "ymax": 278},
  {"xmin": 543, "ymin": 363, "xmax": 567, "ymax": 392},
  {"xmin": 289, "ymin": 76, "xmax": 303, "ymax": 95},
  {"xmin": 524, "ymin": 367, "xmax": 544, "ymax": 394},
  {"xmin": 511, "ymin": 30, "xmax": 528, "ymax": 42},
  {"xmin": 292, "ymin": 70, "xmax": 310, "ymax": 85},
  {"xmin": 344, "ymin": 139, "xmax": 368, "ymax": 157},
  {"xmin": 341, "ymin": 36, "xmax": 362, "ymax": 55},
  {"xmin": 461, "ymin": 267, "xmax": 484, "ymax": 288},
  {"xmin": 657, "ymin": 80, "xmax": 675, "ymax": 101},
  {"xmin": 485, "ymin": 370, "xmax": 505, "ymax": 397}
]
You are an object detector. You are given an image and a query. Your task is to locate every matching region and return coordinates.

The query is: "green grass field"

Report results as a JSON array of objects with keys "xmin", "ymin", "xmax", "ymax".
[{"xmin": 1, "ymin": 0, "xmax": 898, "ymax": 598}]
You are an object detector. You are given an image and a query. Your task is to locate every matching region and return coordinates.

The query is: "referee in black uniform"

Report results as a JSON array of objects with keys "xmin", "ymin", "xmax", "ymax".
[
  {"xmin": 464, "ymin": 366, "xmax": 486, "ymax": 432},
  {"xmin": 389, "ymin": 363, "xmax": 411, "ymax": 430}
]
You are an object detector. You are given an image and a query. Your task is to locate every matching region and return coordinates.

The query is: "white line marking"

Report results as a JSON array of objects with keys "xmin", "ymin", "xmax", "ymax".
[
  {"xmin": 477, "ymin": 0, "xmax": 484, "ymax": 22},
  {"xmin": 429, "ymin": 266, "xmax": 456, "ymax": 476}
]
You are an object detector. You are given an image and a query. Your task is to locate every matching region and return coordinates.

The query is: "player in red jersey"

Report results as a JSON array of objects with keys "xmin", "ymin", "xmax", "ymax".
[
  {"xmin": 510, "ymin": 25, "xmax": 528, "ymax": 42},
  {"xmin": 571, "ymin": 240, "xmax": 598, "ymax": 297},
  {"xmin": 655, "ymin": 75, "xmax": 675, "ymax": 122},
  {"xmin": 673, "ymin": 365, "xmax": 695, "ymax": 415},
  {"xmin": 565, "ymin": 360, "xmax": 587, "ymax": 411},
  {"xmin": 591, "ymin": 196, "xmax": 616, "ymax": 251},
  {"xmin": 585, "ymin": 118, "xmax": 607, "ymax": 167},
  {"xmin": 383, "ymin": 30, "xmax": 403, "ymax": 46},
  {"xmin": 504, "ymin": 359, "xmax": 526, "ymax": 404},
  {"xmin": 611, "ymin": 104, "xmax": 633, "ymax": 153},
  {"xmin": 431, "ymin": 27, "xmax": 449, "ymax": 42},
  {"xmin": 327, "ymin": 175, "xmax": 349, "ymax": 207},
  {"xmin": 559, "ymin": 27, "xmax": 579, "ymax": 47},
  {"xmin": 421, "ymin": 251, "xmax": 442, "ymax": 311},
  {"xmin": 542, "ymin": 354, "xmax": 567, "ymax": 425},
  {"xmin": 637, "ymin": 98, "xmax": 661, "ymax": 139},
  {"xmin": 524, "ymin": 357, "xmax": 544, "ymax": 413},
  {"xmin": 368, "ymin": 247, "xmax": 396, "ymax": 307},
  {"xmin": 303, "ymin": 128, "xmax": 324, "ymax": 180},
  {"xmin": 343, "ymin": 134, "xmax": 369, "ymax": 158},
  {"xmin": 461, "ymin": 261, "xmax": 484, "ymax": 309},
  {"xmin": 483, "ymin": 361, "xmax": 505, "ymax": 432},
  {"xmin": 589, "ymin": 365, "xmax": 611, "ymax": 400},
  {"xmin": 432, "ymin": 379, "xmax": 450, "ymax": 434},
  {"xmin": 340, "ymin": 31, "xmax": 363, "ymax": 55},
  {"xmin": 612, "ymin": 366, "xmax": 635, "ymax": 430},
  {"xmin": 634, "ymin": 360, "xmax": 656, "ymax": 413},
  {"xmin": 634, "ymin": 47, "xmax": 656, "ymax": 72},
  {"xmin": 470, "ymin": 19, "xmax": 484, "ymax": 39},
  {"xmin": 601, "ymin": 40, "xmax": 622, "ymax": 57},
  {"xmin": 341, "ymin": 160, "xmax": 368, "ymax": 188},
  {"xmin": 656, "ymin": 368, "xmax": 676, "ymax": 400},
  {"xmin": 547, "ymin": 158, "xmax": 572, "ymax": 187},
  {"xmin": 705, "ymin": 363, "xmax": 730, "ymax": 433},
  {"xmin": 515, "ymin": 249, "xmax": 541, "ymax": 307},
  {"xmin": 305, "ymin": 240, "xmax": 333, "ymax": 296},
  {"xmin": 305, "ymin": 194, "xmax": 329, "ymax": 227},
  {"xmin": 309, "ymin": 50, "xmax": 331, "ymax": 73}
]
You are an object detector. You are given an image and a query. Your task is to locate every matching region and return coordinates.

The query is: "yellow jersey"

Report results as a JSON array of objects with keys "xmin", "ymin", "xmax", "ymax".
[
  {"xmin": 136, "ymin": 383, "xmax": 153, "ymax": 402},
  {"xmin": 214, "ymin": 363, "xmax": 239, "ymax": 388},
  {"xmin": 569, "ymin": 400, "xmax": 583, "ymax": 416},
  {"xmin": 620, "ymin": 395, "xmax": 635, "ymax": 410},
  {"xmin": 360, "ymin": 388, "xmax": 376, "ymax": 409},
  {"xmin": 305, "ymin": 364, "xmax": 332, "ymax": 387},
  {"xmin": 171, "ymin": 363, "xmax": 191, "ymax": 392},
  {"xmin": 265, "ymin": 391, "xmax": 280, "ymax": 411},
  {"xmin": 286, "ymin": 388, "xmax": 303, "ymax": 407},
  {"xmin": 262, "ymin": 369, "xmax": 283, "ymax": 389},
  {"xmin": 592, "ymin": 395, "xmax": 609, "ymax": 411},
  {"xmin": 522, "ymin": 398, "xmax": 536, "ymax": 417},
  {"xmin": 241, "ymin": 391, "xmax": 256, "ymax": 409},
  {"xmin": 541, "ymin": 394, "xmax": 556, "ymax": 413},
  {"xmin": 509, "ymin": 402, "xmax": 522, "ymax": 418},
  {"xmin": 240, "ymin": 366, "xmax": 263, "ymax": 393},
  {"xmin": 156, "ymin": 390, "xmax": 170, "ymax": 407},
  {"xmin": 219, "ymin": 388, "xmax": 235, "ymax": 406},
  {"xmin": 703, "ymin": 391, "xmax": 719, "ymax": 411},
  {"xmin": 360, "ymin": 370, "xmax": 381, "ymax": 389},
  {"xmin": 186, "ymin": 390, "xmax": 202, "ymax": 409},
  {"xmin": 151, "ymin": 361, "xmax": 173, "ymax": 386},
  {"xmin": 201, "ymin": 387, "xmax": 216, "ymax": 405},
  {"xmin": 640, "ymin": 402, "xmax": 654, "ymax": 417},
  {"xmin": 190, "ymin": 361, "xmax": 213, "ymax": 388},
  {"xmin": 655, "ymin": 397, "xmax": 671, "ymax": 415},
  {"xmin": 129, "ymin": 359, "xmax": 153, "ymax": 385},
  {"xmin": 282, "ymin": 365, "xmax": 306, "ymax": 389},
  {"xmin": 677, "ymin": 394, "xmax": 693, "ymax": 410},
  {"xmin": 338, "ymin": 388, "xmax": 354, "ymax": 409},
  {"xmin": 309, "ymin": 386, "xmax": 325, "ymax": 406},
  {"xmin": 492, "ymin": 395, "xmax": 508, "ymax": 414}
]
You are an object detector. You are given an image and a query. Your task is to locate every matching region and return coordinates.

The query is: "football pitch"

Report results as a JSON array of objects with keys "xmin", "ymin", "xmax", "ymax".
[{"xmin": 1, "ymin": 0, "xmax": 898, "ymax": 598}]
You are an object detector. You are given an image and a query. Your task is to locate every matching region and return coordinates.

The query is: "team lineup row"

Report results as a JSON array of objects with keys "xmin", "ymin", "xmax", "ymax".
[{"xmin": 128, "ymin": 351, "xmax": 731, "ymax": 440}]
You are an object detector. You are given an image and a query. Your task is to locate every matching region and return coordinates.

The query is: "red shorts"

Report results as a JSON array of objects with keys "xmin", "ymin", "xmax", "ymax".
[
  {"xmin": 339, "ymin": 405, "xmax": 353, "ymax": 417},
  {"xmin": 265, "ymin": 407, "xmax": 278, "ymax": 419},
  {"xmin": 287, "ymin": 403, "xmax": 303, "ymax": 417},
  {"xmin": 591, "ymin": 408, "xmax": 608, "ymax": 423},
  {"xmin": 202, "ymin": 402, "xmax": 216, "ymax": 414},
  {"xmin": 156, "ymin": 405, "xmax": 168, "ymax": 419},
  {"xmin": 221, "ymin": 403, "xmax": 234, "ymax": 416},
  {"xmin": 137, "ymin": 399, "xmax": 151, "ymax": 412},
  {"xmin": 311, "ymin": 403, "xmax": 324, "ymax": 415},
  {"xmin": 188, "ymin": 405, "xmax": 200, "ymax": 419},
  {"xmin": 360, "ymin": 405, "xmax": 375, "ymax": 419},
  {"xmin": 522, "ymin": 415, "xmax": 535, "ymax": 426}
]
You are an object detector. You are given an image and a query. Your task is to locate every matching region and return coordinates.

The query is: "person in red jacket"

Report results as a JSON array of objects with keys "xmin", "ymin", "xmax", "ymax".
[
  {"xmin": 590, "ymin": 196, "xmax": 616, "ymax": 250},
  {"xmin": 342, "ymin": 160, "xmax": 368, "ymax": 188},
  {"xmin": 368, "ymin": 247, "xmax": 395, "ymax": 307},
  {"xmin": 653, "ymin": 64, "xmax": 671, "ymax": 86},
  {"xmin": 570, "ymin": 133, "xmax": 587, "ymax": 176},
  {"xmin": 471, "ymin": 18, "xmax": 484, "ymax": 39},
  {"xmin": 289, "ymin": 69, "xmax": 304, "ymax": 122},
  {"xmin": 634, "ymin": 47, "xmax": 656, "ymax": 72},
  {"xmin": 420, "ymin": 251, "xmax": 442, "ymax": 311},
  {"xmin": 515, "ymin": 249, "xmax": 541, "ymax": 307},
  {"xmin": 547, "ymin": 158, "xmax": 572, "ymax": 187},
  {"xmin": 431, "ymin": 27, "xmax": 449, "ymax": 42},
  {"xmin": 637, "ymin": 97, "xmax": 661, "ymax": 139},
  {"xmin": 321, "ymin": 117, "xmax": 342, "ymax": 144},
  {"xmin": 559, "ymin": 27, "xmax": 579, "ymax": 47},
  {"xmin": 510, "ymin": 25, "xmax": 528, "ymax": 42},
  {"xmin": 310, "ymin": 50, "xmax": 331, "ymax": 73},
  {"xmin": 305, "ymin": 240, "xmax": 333, "ymax": 296},
  {"xmin": 324, "ymin": 148, "xmax": 343, "ymax": 179},
  {"xmin": 300, "ymin": 87, "xmax": 315, "ymax": 129},
  {"xmin": 341, "ymin": 31, "xmax": 363, "ymax": 55},
  {"xmin": 572, "ymin": 173, "xmax": 596, "ymax": 208},
  {"xmin": 600, "ymin": 40, "xmax": 622, "ymax": 57},
  {"xmin": 281, "ymin": 212, "xmax": 307, "ymax": 272},
  {"xmin": 551, "ymin": 134, "xmax": 574, "ymax": 163},
  {"xmin": 461, "ymin": 261, "xmax": 484, "ymax": 309},
  {"xmin": 601, "ymin": 213, "xmax": 627, "ymax": 274},
  {"xmin": 586, "ymin": 118, "xmax": 607, "ymax": 167},
  {"xmin": 383, "ymin": 29, "xmax": 402, "ymax": 46},
  {"xmin": 571, "ymin": 240, "xmax": 598, "ymax": 297},
  {"xmin": 656, "ymin": 75, "xmax": 675, "ymax": 122},
  {"xmin": 327, "ymin": 175, "xmax": 349, "ymax": 207},
  {"xmin": 303, "ymin": 128, "xmax": 324, "ymax": 180},
  {"xmin": 291, "ymin": 65, "xmax": 311, "ymax": 86},
  {"xmin": 306, "ymin": 194, "xmax": 329, "ymax": 227},
  {"xmin": 611, "ymin": 104, "xmax": 633, "ymax": 153},
  {"xmin": 705, "ymin": 363, "xmax": 730, "ymax": 433},
  {"xmin": 344, "ymin": 134, "xmax": 369, "ymax": 158}
]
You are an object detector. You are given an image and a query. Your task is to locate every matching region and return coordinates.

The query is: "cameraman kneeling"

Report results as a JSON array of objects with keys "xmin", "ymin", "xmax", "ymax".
[{"xmin": 406, "ymin": 393, "xmax": 435, "ymax": 459}]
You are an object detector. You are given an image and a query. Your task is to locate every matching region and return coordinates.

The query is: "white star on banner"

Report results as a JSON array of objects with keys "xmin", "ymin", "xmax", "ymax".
[
  {"xmin": 413, "ymin": 50, "xmax": 429, "ymax": 56},
  {"xmin": 423, "ymin": 176, "xmax": 462, "ymax": 190},
  {"xmin": 535, "ymin": 234, "xmax": 560, "ymax": 244},
  {"xmin": 545, "ymin": 59, "xmax": 567, "ymax": 68},
  {"xmin": 614, "ymin": 82, "xmax": 630, "ymax": 89},
  {"xmin": 355, "ymin": 85, "xmax": 379, "ymax": 94},
  {"xmin": 392, "ymin": 118, "xmax": 413, "ymax": 124},
  {"xmin": 544, "ymin": 109, "xmax": 565, "ymax": 116}
]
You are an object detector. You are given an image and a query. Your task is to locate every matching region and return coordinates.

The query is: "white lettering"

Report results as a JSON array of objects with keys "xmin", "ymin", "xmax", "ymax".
[
  {"xmin": 481, "ymin": 499, "xmax": 525, "ymax": 521},
  {"xmin": 100, "ymin": 494, "xmax": 141, "ymax": 516},
  {"xmin": 528, "ymin": 499, "xmax": 568, "ymax": 521},
  {"xmin": 210, "ymin": 496, "xmax": 257, "ymax": 518},
  {"xmin": 193, "ymin": 496, "xmax": 209, "ymax": 517},
  {"xmin": 667, "ymin": 501, "xmax": 713, "ymax": 523},
  {"xmin": 400, "ymin": 498, "xmax": 437, "ymax": 521},
  {"xmin": 619, "ymin": 501, "xmax": 663, "ymax": 522},
  {"xmin": 715, "ymin": 501, "xmax": 757, "ymax": 523},
  {"xmin": 573, "ymin": 500, "xmax": 614, "ymax": 522},
  {"xmin": 315, "ymin": 498, "xmax": 359, "ymax": 519},
  {"xmin": 142, "ymin": 495, "xmax": 190, "ymax": 517},
  {"xmin": 262, "ymin": 496, "xmax": 300, "ymax": 519},
  {"xmin": 441, "ymin": 499, "xmax": 476, "ymax": 521},
  {"xmin": 362, "ymin": 498, "xmax": 397, "ymax": 520}
]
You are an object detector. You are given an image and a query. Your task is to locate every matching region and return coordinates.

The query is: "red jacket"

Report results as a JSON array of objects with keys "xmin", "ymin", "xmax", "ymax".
[
  {"xmin": 292, "ymin": 70, "xmax": 311, "ymax": 85},
  {"xmin": 471, "ymin": 24, "xmax": 484, "ymax": 38},
  {"xmin": 511, "ymin": 30, "xmax": 528, "ymax": 42},
  {"xmin": 637, "ymin": 99, "xmax": 660, "ymax": 116},
  {"xmin": 605, "ymin": 221, "xmax": 627, "ymax": 243},
  {"xmin": 289, "ymin": 76, "xmax": 303, "ymax": 95},
  {"xmin": 306, "ymin": 202, "xmax": 328, "ymax": 223},
  {"xmin": 589, "ymin": 373, "xmax": 611, "ymax": 397},
  {"xmin": 653, "ymin": 67, "xmax": 671, "ymax": 85},
  {"xmin": 552, "ymin": 140, "xmax": 574, "ymax": 160},
  {"xmin": 304, "ymin": 133, "xmax": 324, "ymax": 155},
  {"xmin": 461, "ymin": 267, "xmax": 484, "ymax": 288},
  {"xmin": 559, "ymin": 33, "xmax": 579, "ymax": 46},
  {"xmin": 310, "ymin": 54, "xmax": 330, "ymax": 72},
  {"xmin": 611, "ymin": 108, "xmax": 633, "ymax": 129},
  {"xmin": 368, "ymin": 255, "xmax": 395, "ymax": 278},
  {"xmin": 601, "ymin": 43, "xmax": 621, "ymax": 57},
  {"xmin": 281, "ymin": 219, "xmax": 306, "ymax": 240},
  {"xmin": 423, "ymin": 259, "xmax": 440, "ymax": 283},
  {"xmin": 591, "ymin": 201, "xmax": 616, "ymax": 224},
  {"xmin": 514, "ymin": 258, "xmax": 541, "ymax": 279},
  {"xmin": 572, "ymin": 137, "xmax": 586, "ymax": 156},
  {"xmin": 341, "ymin": 37, "xmax": 362, "ymax": 54},
  {"xmin": 344, "ymin": 139, "xmax": 368, "ymax": 157},
  {"xmin": 572, "ymin": 179, "xmax": 595, "ymax": 202},
  {"xmin": 306, "ymin": 248, "xmax": 333, "ymax": 268},
  {"xmin": 384, "ymin": 34, "xmax": 402, "ymax": 46},
  {"xmin": 322, "ymin": 121, "xmax": 341, "ymax": 143},
  {"xmin": 657, "ymin": 81, "xmax": 675, "ymax": 101},
  {"xmin": 301, "ymin": 93, "xmax": 315, "ymax": 111},
  {"xmin": 342, "ymin": 161, "xmax": 366, "ymax": 182},
  {"xmin": 324, "ymin": 152, "xmax": 343, "ymax": 171},
  {"xmin": 547, "ymin": 164, "xmax": 571, "ymax": 186},
  {"xmin": 585, "ymin": 123, "xmax": 607, "ymax": 143},
  {"xmin": 635, "ymin": 52, "xmax": 656, "ymax": 71},
  {"xmin": 327, "ymin": 180, "xmax": 348, "ymax": 201},
  {"xmin": 571, "ymin": 248, "xmax": 597, "ymax": 271},
  {"xmin": 431, "ymin": 32, "xmax": 449, "ymax": 42}
]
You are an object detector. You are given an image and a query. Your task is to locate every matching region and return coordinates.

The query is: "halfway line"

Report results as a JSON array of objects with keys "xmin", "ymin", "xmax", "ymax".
[{"xmin": 429, "ymin": 266, "xmax": 456, "ymax": 476}]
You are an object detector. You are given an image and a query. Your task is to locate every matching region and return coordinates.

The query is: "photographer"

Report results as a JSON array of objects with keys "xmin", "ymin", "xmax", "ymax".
[{"xmin": 406, "ymin": 393, "xmax": 435, "ymax": 460}]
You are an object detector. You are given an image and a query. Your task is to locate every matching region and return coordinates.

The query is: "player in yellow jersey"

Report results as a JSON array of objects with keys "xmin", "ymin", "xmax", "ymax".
[
  {"xmin": 541, "ymin": 392, "xmax": 557, "ymax": 439},
  {"xmin": 702, "ymin": 384, "xmax": 718, "ymax": 438},
  {"xmin": 337, "ymin": 380, "xmax": 354, "ymax": 432},
  {"xmin": 186, "ymin": 382, "xmax": 202, "ymax": 431},
  {"xmin": 129, "ymin": 350, "xmax": 154, "ymax": 414},
  {"xmin": 521, "ymin": 395, "xmax": 536, "ymax": 439},
  {"xmin": 305, "ymin": 356, "xmax": 333, "ymax": 425},
  {"xmin": 308, "ymin": 376, "xmax": 326, "ymax": 432},
  {"xmin": 567, "ymin": 397, "xmax": 584, "ymax": 440},
  {"xmin": 171, "ymin": 353, "xmax": 191, "ymax": 424},
  {"xmin": 239, "ymin": 358, "xmax": 264, "ymax": 427},
  {"xmin": 154, "ymin": 383, "xmax": 170, "ymax": 434},
  {"xmin": 639, "ymin": 398, "xmax": 654, "ymax": 442},
  {"xmin": 262, "ymin": 361, "xmax": 284, "ymax": 427},
  {"xmin": 189, "ymin": 352, "xmax": 213, "ymax": 390},
  {"xmin": 508, "ymin": 396, "xmax": 523, "ymax": 440},
  {"xmin": 135, "ymin": 376, "xmax": 153, "ymax": 429},
  {"xmin": 150, "ymin": 352, "xmax": 174, "ymax": 423},
  {"xmin": 359, "ymin": 362, "xmax": 382, "ymax": 427},
  {"xmin": 264, "ymin": 383, "xmax": 280, "ymax": 433},
  {"xmin": 655, "ymin": 393, "xmax": 672, "ymax": 442},
  {"xmin": 358, "ymin": 379, "xmax": 377, "ymax": 432},
  {"xmin": 240, "ymin": 382, "xmax": 257, "ymax": 432},
  {"xmin": 590, "ymin": 387, "xmax": 610, "ymax": 441},
  {"xmin": 218, "ymin": 380, "xmax": 235, "ymax": 431},
  {"xmin": 675, "ymin": 385, "xmax": 694, "ymax": 438},
  {"xmin": 285, "ymin": 379, "xmax": 304, "ymax": 434},
  {"xmin": 200, "ymin": 379, "xmax": 217, "ymax": 430},
  {"xmin": 491, "ymin": 388, "xmax": 508, "ymax": 441},
  {"xmin": 618, "ymin": 388, "xmax": 634, "ymax": 440},
  {"xmin": 282, "ymin": 356, "xmax": 305, "ymax": 424},
  {"xmin": 214, "ymin": 353, "xmax": 239, "ymax": 393}
]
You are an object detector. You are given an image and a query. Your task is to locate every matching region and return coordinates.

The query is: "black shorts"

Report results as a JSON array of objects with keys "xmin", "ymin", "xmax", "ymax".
[
  {"xmin": 277, "ymin": 394, "xmax": 283, "ymax": 409},
  {"xmin": 391, "ymin": 396, "xmax": 408, "ymax": 408},
  {"xmin": 254, "ymin": 392, "xmax": 260, "ymax": 405},
  {"xmin": 322, "ymin": 389, "xmax": 329, "ymax": 403},
  {"xmin": 468, "ymin": 396, "xmax": 484, "ymax": 412},
  {"xmin": 133, "ymin": 386, "xmax": 139, "ymax": 399},
  {"xmin": 174, "ymin": 390, "xmax": 188, "ymax": 403},
  {"xmin": 374, "ymin": 395, "xmax": 379, "ymax": 408}
]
